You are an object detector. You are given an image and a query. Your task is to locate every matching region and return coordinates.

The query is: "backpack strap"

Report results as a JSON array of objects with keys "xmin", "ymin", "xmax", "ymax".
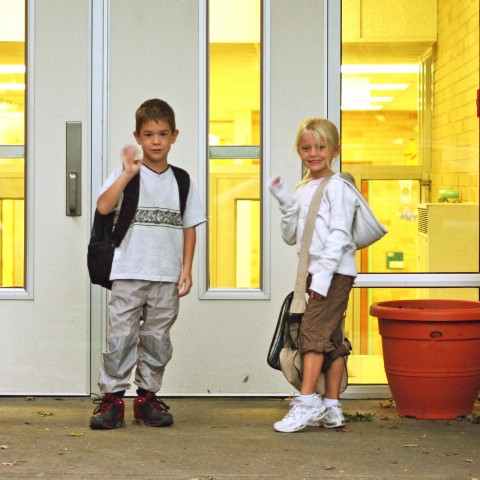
[
  {"xmin": 109, "ymin": 165, "xmax": 189, "ymax": 247},
  {"xmin": 111, "ymin": 173, "xmax": 140, "ymax": 246},
  {"xmin": 169, "ymin": 164, "xmax": 190, "ymax": 217}
]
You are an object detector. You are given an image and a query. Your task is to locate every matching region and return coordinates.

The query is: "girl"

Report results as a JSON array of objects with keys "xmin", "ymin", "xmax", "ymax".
[{"xmin": 268, "ymin": 118, "xmax": 358, "ymax": 433}]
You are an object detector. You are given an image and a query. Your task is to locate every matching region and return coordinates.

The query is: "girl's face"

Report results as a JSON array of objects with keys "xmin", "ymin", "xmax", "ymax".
[{"xmin": 297, "ymin": 131, "xmax": 337, "ymax": 179}]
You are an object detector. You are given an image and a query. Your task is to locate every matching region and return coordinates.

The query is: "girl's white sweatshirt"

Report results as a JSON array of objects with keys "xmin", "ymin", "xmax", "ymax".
[{"xmin": 268, "ymin": 174, "xmax": 358, "ymax": 297}]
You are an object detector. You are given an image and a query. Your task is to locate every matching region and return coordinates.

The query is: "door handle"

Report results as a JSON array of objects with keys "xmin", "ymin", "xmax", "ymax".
[
  {"xmin": 68, "ymin": 172, "xmax": 78, "ymax": 214},
  {"xmin": 66, "ymin": 121, "xmax": 82, "ymax": 216}
]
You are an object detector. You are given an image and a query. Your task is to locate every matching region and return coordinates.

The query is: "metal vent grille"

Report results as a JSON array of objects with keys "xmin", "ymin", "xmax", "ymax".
[{"xmin": 418, "ymin": 206, "xmax": 428, "ymax": 235}]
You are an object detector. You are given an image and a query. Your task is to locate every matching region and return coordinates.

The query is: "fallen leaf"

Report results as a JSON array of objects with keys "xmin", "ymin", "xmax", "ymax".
[
  {"xmin": 344, "ymin": 411, "xmax": 375, "ymax": 422},
  {"xmin": 37, "ymin": 411, "xmax": 54, "ymax": 417},
  {"xmin": 379, "ymin": 399, "xmax": 395, "ymax": 409},
  {"xmin": 467, "ymin": 414, "xmax": 480, "ymax": 424},
  {"xmin": 324, "ymin": 465, "xmax": 336, "ymax": 470},
  {"xmin": 420, "ymin": 433, "xmax": 427, "ymax": 439},
  {"xmin": 337, "ymin": 427, "xmax": 352, "ymax": 433},
  {"xmin": 0, "ymin": 446, "xmax": 8, "ymax": 450},
  {"xmin": 464, "ymin": 459, "xmax": 473, "ymax": 463},
  {"xmin": 2, "ymin": 461, "xmax": 18, "ymax": 466},
  {"xmin": 68, "ymin": 432, "xmax": 84, "ymax": 437}
]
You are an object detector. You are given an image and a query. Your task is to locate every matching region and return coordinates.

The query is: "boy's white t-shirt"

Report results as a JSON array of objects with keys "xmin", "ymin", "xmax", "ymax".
[{"xmin": 99, "ymin": 164, "xmax": 206, "ymax": 283}]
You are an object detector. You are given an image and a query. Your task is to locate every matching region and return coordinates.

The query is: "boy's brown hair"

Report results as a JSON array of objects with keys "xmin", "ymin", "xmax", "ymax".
[{"xmin": 135, "ymin": 98, "xmax": 176, "ymax": 133}]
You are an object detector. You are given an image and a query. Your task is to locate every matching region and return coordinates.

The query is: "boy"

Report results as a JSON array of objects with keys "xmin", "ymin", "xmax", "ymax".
[{"xmin": 90, "ymin": 99, "xmax": 206, "ymax": 430}]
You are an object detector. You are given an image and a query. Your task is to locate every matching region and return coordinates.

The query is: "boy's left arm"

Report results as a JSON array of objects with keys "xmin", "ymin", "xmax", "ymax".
[{"xmin": 178, "ymin": 226, "xmax": 196, "ymax": 297}]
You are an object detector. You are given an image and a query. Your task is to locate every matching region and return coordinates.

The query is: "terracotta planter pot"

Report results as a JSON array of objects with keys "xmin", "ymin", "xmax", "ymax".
[{"xmin": 370, "ymin": 299, "xmax": 480, "ymax": 420}]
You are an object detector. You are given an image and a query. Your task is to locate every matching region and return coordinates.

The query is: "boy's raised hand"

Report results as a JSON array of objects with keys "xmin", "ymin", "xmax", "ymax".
[{"xmin": 122, "ymin": 145, "xmax": 142, "ymax": 176}]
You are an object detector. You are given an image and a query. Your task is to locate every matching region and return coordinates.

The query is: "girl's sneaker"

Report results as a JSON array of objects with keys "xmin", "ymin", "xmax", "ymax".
[
  {"xmin": 274, "ymin": 395, "xmax": 327, "ymax": 433},
  {"xmin": 321, "ymin": 404, "xmax": 345, "ymax": 428}
]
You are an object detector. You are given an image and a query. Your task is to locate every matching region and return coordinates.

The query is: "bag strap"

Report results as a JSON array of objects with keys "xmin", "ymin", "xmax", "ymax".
[
  {"xmin": 111, "ymin": 173, "xmax": 140, "ymax": 246},
  {"xmin": 290, "ymin": 173, "xmax": 334, "ymax": 314},
  {"xmin": 111, "ymin": 165, "xmax": 190, "ymax": 247},
  {"xmin": 170, "ymin": 164, "xmax": 190, "ymax": 217}
]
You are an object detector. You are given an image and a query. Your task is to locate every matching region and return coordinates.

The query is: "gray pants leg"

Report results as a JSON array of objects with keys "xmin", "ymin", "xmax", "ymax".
[{"xmin": 98, "ymin": 280, "xmax": 179, "ymax": 394}]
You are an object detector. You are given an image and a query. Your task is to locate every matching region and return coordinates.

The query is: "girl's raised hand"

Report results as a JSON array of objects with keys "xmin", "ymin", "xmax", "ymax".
[{"xmin": 270, "ymin": 175, "xmax": 281, "ymax": 186}]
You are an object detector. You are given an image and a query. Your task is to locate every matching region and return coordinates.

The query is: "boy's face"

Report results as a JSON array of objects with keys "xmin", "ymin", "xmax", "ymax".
[{"xmin": 133, "ymin": 119, "xmax": 179, "ymax": 169}]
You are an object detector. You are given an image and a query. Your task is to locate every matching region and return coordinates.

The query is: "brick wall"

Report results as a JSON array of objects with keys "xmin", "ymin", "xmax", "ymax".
[{"xmin": 432, "ymin": 0, "xmax": 479, "ymax": 203}]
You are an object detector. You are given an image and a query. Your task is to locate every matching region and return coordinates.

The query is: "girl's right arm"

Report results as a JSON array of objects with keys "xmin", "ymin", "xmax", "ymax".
[
  {"xmin": 96, "ymin": 145, "xmax": 141, "ymax": 214},
  {"xmin": 268, "ymin": 176, "xmax": 298, "ymax": 245}
]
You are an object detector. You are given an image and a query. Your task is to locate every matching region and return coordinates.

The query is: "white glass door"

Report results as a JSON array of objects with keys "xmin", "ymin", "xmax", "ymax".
[{"xmin": 0, "ymin": 0, "xmax": 91, "ymax": 394}]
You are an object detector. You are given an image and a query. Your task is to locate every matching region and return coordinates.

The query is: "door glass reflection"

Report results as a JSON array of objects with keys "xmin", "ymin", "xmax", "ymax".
[{"xmin": 0, "ymin": 1, "xmax": 25, "ymax": 287}]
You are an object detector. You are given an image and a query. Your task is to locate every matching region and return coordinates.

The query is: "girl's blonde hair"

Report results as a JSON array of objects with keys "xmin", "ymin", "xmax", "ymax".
[{"xmin": 294, "ymin": 118, "xmax": 340, "ymax": 189}]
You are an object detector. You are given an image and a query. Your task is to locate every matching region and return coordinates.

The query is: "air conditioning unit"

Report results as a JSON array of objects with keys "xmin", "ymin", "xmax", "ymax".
[{"xmin": 417, "ymin": 203, "xmax": 479, "ymax": 299}]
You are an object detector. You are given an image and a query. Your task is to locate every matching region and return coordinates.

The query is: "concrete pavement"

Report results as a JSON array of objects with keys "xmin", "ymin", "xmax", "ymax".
[{"xmin": 0, "ymin": 396, "xmax": 479, "ymax": 479}]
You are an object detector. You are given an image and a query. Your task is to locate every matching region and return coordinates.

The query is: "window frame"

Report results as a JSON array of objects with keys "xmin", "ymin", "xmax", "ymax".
[
  {"xmin": 198, "ymin": 0, "xmax": 271, "ymax": 300},
  {"xmin": 0, "ymin": 0, "xmax": 33, "ymax": 299}
]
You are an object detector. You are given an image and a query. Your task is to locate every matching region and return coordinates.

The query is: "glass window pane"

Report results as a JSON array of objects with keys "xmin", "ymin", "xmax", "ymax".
[
  {"xmin": 342, "ymin": 1, "xmax": 479, "ymax": 387},
  {"xmin": 342, "ymin": 0, "xmax": 479, "ymax": 275},
  {"xmin": 0, "ymin": 1, "xmax": 25, "ymax": 288},
  {"xmin": 208, "ymin": 0, "xmax": 261, "ymax": 289},
  {"xmin": 208, "ymin": 157, "xmax": 260, "ymax": 288},
  {"xmin": 354, "ymin": 178, "xmax": 479, "ymax": 274},
  {"xmin": 342, "ymin": 67, "xmax": 419, "ymax": 167}
]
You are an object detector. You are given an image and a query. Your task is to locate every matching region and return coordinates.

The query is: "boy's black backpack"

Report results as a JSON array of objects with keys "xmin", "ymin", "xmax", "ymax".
[{"xmin": 87, "ymin": 165, "xmax": 190, "ymax": 289}]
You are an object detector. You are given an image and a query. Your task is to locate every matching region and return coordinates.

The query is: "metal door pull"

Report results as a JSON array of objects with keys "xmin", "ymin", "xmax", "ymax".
[{"xmin": 66, "ymin": 122, "xmax": 82, "ymax": 216}]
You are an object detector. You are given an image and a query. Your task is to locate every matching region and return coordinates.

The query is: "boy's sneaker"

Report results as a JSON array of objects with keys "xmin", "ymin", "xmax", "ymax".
[
  {"xmin": 320, "ymin": 404, "xmax": 346, "ymax": 428},
  {"xmin": 273, "ymin": 395, "xmax": 327, "ymax": 433},
  {"xmin": 133, "ymin": 391, "xmax": 174, "ymax": 427},
  {"xmin": 89, "ymin": 393, "xmax": 125, "ymax": 430}
]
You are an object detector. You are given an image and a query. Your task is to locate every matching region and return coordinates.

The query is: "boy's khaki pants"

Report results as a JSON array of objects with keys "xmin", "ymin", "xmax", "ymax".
[{"xmin": 98, "ymin": 279, "xmax": 179, "ymax": 394}]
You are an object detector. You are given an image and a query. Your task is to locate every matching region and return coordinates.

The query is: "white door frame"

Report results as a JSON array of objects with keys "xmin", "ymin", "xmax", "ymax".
[
  {"xmin": 0, "ymin": 0, "xmax": 92, "ymax": 394},
  {"xmin": 89, "ymin": 0, "xmax": 110, "ymax": 394}
]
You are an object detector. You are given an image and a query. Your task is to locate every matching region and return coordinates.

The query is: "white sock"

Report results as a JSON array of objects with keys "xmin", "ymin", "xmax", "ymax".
[
  {"xmin": 297, "ymin": 393, "xmax": 318, "ymax": 405},
  {"xmin": 323, "ymin": 398, "xmax": 339, "ymax": 408}
]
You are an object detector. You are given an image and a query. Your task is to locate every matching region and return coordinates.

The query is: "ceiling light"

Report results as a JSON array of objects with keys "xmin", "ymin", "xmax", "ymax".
[
  {"xmin": 0, "ymin": 65, "xmax": 25, "ymax": 74},
  {"xmin": 341, "ymin": 105, "xmax": 383, "ymax": 111},
  {"xmin": 341, "ymin": 64, "xmax": 419, "ymax": 74},
  {"xmin": 369, "ymin": 84, "xmax": 410, "ymax": 90},
  {"xmin": 370, "ymin": 96, "xmax": 394, "ymax": 103},
  {"xmin": 0, "ymin": 83, "xmax": 25, "ymax": 90}
]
